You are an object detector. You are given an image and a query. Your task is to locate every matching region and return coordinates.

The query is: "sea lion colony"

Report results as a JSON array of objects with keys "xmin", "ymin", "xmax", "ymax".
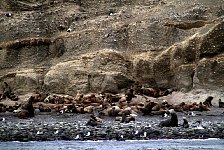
[{"xmin": 0, "ymin": 81, "xmax": 220, "ymax": 128}]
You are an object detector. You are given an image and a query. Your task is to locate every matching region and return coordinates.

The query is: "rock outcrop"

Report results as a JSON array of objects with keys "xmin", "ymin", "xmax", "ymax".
[{"xmin": 0, "ymin": 0, "xmax": 224, "ymax": 96}]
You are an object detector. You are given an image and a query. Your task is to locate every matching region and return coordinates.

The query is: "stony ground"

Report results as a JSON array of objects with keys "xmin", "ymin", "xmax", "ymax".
[{"xmin": 0, "ymin": 106, "xmax": 224, "ymax": 142}]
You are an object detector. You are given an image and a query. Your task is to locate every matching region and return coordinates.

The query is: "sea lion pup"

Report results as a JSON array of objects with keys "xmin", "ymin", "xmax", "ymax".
[
  {"xmin": 86, "ymin": 114, "xmax": 102, "ymax": 127},
  {"xmin": 159, "ymin": 110, "xmax": 178, "ymax": 127},
  {"xmin": 203, "ymin": 96, "xmax": 213, "ymax": 107},
  {"xmin": 17, "ymin": 96, "xmax": 35, "ymax": 119},
  {"xmin": 182, "ymin": 117, "xmax": 189, "ymax": 128},
  {"xmin": 219, "ymin": 99, "xmax": 224, "ymax": 108}
]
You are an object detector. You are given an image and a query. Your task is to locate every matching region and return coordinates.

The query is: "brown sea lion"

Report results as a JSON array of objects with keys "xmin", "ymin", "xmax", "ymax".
[
  {"xmin": 107, "ymin": 106, "xmax": 121, "ymax": 117},
  {"xmin": 18, "ymin": 96, "xmax": 35, "ymax": 119},
  {"xmin": 169, "ymin": 103, "xmax": 183, "ymax": 112},
  {"xmin": 140, "ymin": 101, "xmax": 157, "ymax": 115},
  {"xmin": 33, "ymin": 93, "xmax": 48, "ymax": 103},
  {"xmin": 203, "ymin": 96, "xmax": 213, "ymax": 107},
  {"xmin": 76, "ymin": 104, "xmax": 85, "ymax": 114},
  {"xmin": 159, "ymin": 88, "xmax": 174, "ymax": 97},
  {"xmin": 132, "ymin": 81, "xmax": 143, "ymax": 95},
  {"xmin": 63, "ymin": 95, "xmax": 73, "ymax": 104},
  {"xmin": 141, "ymin": 87, "xmax": 159, "ymax": 98},
  {"xmin": 151, "ymin": 102, "xmax": 161, "ymax": 111},
  {"xmin": 199, "ymin": 102, "xmax": 210, "ymax": 111},
  {"xmin": 84, "ymin": 105, "xmax": 94, "ymax": 113},
  {"xmin": 161, "ymin": 100, "xmax": 172, "ymax": 110},
  {"xmin": 86, "ymin": 114, "xmax": 102, "ymax": 127},
  {"xmin": 66, "ymin": 104, "xmax": 78, "ymax": 113},
  {"xmin": 179, "ymin": 102, "xmax": 191, "ymax": 111},
  {"xmin": 124, "ymin": 88, "xmax": 135, "ymax": 104},
  {"xmin": 189, "ymin": 102, "xmax": 200, "ymax": 111},
  {"xmin": 120, "ymin": 111, "xmax": 135, "ymax": 123},
  {"xmin": 119, "ymin": 107, "xmax": 132, "ymax": 116},
  {"xmin": 73, "ymin": 91, "xmax": 84, "ymax": 104},
  {"xmin": 38, "ymin": 104, "xmax": 51, "ymax": 112}
]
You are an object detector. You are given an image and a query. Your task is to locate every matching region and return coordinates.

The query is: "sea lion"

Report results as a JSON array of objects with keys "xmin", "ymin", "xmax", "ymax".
[
  {"xmin": 2, "ymin": 82, "xmax": 12, "ymax": 100},
  {"xmin": 219, "ymin": 99, "xmax": 224, "ymax": 108},
  {"xmin": 182, "ymin": 117, "xmax": 189, "ymax": 128},
  {"xmin": 119, "ymin": 107, "xmax": 132, "ymax": 116},
  {"xmin": 132, "ymin": 81, "xmax": 143, "ymax": 95},
  {"xmin": 151, "ymin": 102, "xmax": 161, "ymax": 111},
  {"xmin": 199, "ymin": 102, "xmax": 210, "ymax": 111},
  {"xmin": 140, "ymin": 101, "xmax": 157, "ymax": 115},
  {"xmin": 125, "ymin": 88, "xmax": 135, "ymax": 103},
  {"xmin": 159, "ymin": 88, "xmax": 174, "ymax": 97},
  {"xmin": 33, "ymin": 93, "xmax": 49, "ymax": 103},
  {"xmin": 38, "ymin": 104, "xmax": 51, "ymax": 112},
  {"xmin": 203, "ymin": 96, "xmax": 213, "ymax": 107},
  {"xmin": 105, "ymin": 93, "xmax": 120, "ymax": 103},
  {"xmin": 84, "ymin": 105, "xmax": 94, "ymax": 113},
  {"xmin": 66, "ymin": 104, "xmax": 78, "ymax": 113},
  {"xmin": 0, "ymin": 103, "xmax": 6, "ymax": 112},
  {"xmin": 73, "ymin": 91, "xmax": 84, "ymax": 104},
  {"xmin": 107, "ymin": 106, "xmax": 121, "ymax": 117},
  {"xmin": 189, "ymin": 102, "xmax": 200, "ymax": 111},
  {"xmin": 86, "ymin": 114, "xmax": 102, "ymax": 127},
  {"xmin": 159, "ymin": 111, "xmax": 178, "ymax": 127},
  {"xmin": 120, "ymin": 111, "xmax": 135, "ymax": 123},
  {"xmin": 18, "ymin": 96, "xmax": 35, "ymax": 119},
  {"xmin": 180, "ymin": 102, "xmax": 191, "ymax": 111},
  {"xmin": 141, "ymin": 87, "xmax": 159, "ymax": 98},
  {"xmin": 170, "ymin": 104, "xmax": 183, "ymax": 112},
  {"xmin": 161, "ymin": 100, "xmax": 172, "ymax": 110}
]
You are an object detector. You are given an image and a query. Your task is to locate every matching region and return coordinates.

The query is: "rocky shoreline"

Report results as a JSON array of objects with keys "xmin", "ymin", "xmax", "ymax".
[{"xmin": 1, "ymin": 108, "xmax": 224, "ymax": 142}]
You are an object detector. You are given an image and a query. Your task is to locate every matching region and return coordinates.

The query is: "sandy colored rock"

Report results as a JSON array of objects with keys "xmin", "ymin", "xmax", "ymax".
[{"xmin": 0, "ymin": 0, "xmax": 223, "ymax": 98}]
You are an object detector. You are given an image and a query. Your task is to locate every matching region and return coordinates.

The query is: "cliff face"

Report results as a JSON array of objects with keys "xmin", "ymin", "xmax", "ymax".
[{"xmin": 0, "ymin": 0, "xmax": 224, "ymax": 95}]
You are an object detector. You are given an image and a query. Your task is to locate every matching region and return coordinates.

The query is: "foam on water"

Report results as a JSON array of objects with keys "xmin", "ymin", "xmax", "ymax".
[{"xmin": 1, "ymin": 139, "xmax": 224, "ymax": 150}]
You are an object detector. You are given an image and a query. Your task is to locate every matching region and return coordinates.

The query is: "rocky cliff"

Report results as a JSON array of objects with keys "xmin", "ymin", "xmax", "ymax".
[{"xmin": 0, "ymin": 0, "xmax": 224, "ymax": 96}]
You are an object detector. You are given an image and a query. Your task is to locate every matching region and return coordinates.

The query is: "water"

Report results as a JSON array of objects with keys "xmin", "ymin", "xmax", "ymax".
[{"xmin": 1, "ymin": 139, "xmax": 224, "ymax": 150}]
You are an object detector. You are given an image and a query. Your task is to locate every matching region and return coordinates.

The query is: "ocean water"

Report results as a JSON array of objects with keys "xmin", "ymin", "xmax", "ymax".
[{"xmin": 0, "ymin": 139, "xmax": 224, "ymax": 150}]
